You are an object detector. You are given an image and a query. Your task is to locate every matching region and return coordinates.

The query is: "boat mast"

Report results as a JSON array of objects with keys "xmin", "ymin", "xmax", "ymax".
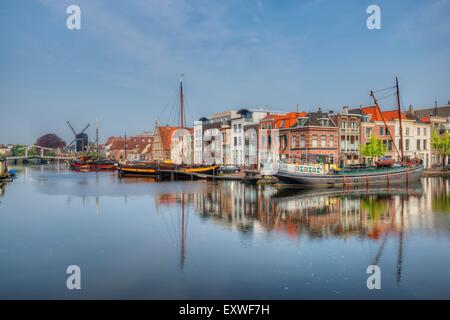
[
  {"xmin": 396, "ymin": 77, "xmax": 404, "ymax": 162},
  {"xmin": 180, "ymin": 74, "xmax": 185, "ymax": 129},
  {"xmin": 370, "ymin": 90, "xmax": 401, "ymax": 159},
  {"xmin": 124, "ymin": 133, "xmax": 127, "ymax": 162},
  {"xmin": 96, "ymin": 118, "xmax": 99, "ymax": 159},
  {"xmin": 179, "ymin": 74, "xmax": 185, "ymax": 164}
]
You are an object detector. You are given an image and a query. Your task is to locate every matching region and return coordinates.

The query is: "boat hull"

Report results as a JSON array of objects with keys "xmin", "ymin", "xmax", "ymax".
[
  {"xmin": 275, "ymin": 164, "xmax": 424, "ymax": 188},
  {"xmin": 118, "ymin": 165, "xmax": 158, "ymax": 177},
  {"xmin": 118, "ymin": 164, "xmax": 220, "ymax": 179},
  {"xmin": 70, "ymin": 161, "xmax": 117, "ymax": 172}
]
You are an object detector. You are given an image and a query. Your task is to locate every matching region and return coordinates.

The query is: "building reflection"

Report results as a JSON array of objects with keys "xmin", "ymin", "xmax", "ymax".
[
  {"xmin": 155, "ymin": 178, "xmax": 450, "ymax": 284},
  {"xmin": 156, "ymin": 179, "xmax": 450, "ymax": 241}
]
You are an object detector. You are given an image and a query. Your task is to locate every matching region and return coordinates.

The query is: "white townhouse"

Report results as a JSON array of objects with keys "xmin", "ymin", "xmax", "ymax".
[
  {"xmin": 193, "ymin": 110, "xmax": 238, "ymax": 165},
  {"xmin": 391, "ymin": 117, "xmax": 432, "ymax": 168},
  {"xmin": 230, "ymin": 108, "xmax": 284, "ymax": 166}
]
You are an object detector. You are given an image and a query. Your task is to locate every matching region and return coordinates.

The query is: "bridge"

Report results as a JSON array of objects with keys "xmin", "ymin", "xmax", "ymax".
[{"xmin": 2, "ymin": 145, "xmax": 76, "ymax": 164}]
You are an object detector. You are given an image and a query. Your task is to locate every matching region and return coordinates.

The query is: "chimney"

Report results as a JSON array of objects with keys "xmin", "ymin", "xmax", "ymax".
[
  {"xmin": 342, "ymin": 106, "xmax": 349, "ymax": 115},
  {"xmin": 408, "ymin": 104, "xmax": 413, "ymax": 113},
  {"xmin": 317, "ymin": 107, "xmax": 322, "ymax": 113}
]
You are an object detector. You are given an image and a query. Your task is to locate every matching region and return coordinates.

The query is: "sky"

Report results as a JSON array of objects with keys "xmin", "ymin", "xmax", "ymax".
[{"xmin": 0, "ymin": 0, "xmax": 449, "ymax": 144}]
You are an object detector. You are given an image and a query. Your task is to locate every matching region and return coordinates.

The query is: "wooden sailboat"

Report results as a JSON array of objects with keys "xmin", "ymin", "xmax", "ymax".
[
  {"xmin": 118, "ymin": 75, "xmax": 219, "ymax": 178},
  {"xmin": 275, "ymin": 77, "xmax": 424, "ymax": 187}
]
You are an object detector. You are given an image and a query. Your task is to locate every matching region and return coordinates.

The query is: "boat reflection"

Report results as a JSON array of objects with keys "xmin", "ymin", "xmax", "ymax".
[
  {"xmin": 156, "ymin": 179, "xmax": 450, "ymax": 241},
  {"xmin": 0, "ymin": 183, "xmax": 5, "ymax": 198}
]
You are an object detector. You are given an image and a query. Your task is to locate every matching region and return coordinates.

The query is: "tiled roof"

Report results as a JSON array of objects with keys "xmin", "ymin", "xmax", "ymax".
[
  {"xmin": 261, "ymin": 112, "xmax": 307, "ymax": 129},
  {"xmin": 305, "ymin": 112, "xmax": 336, "ymax": 127},
  {"xmin": 361, "ymin": 106, "xmax": 407, "ymax": 121},
  {"xmin": 413, "ymin": 105, "xmax": 450, "ymax": 118}
]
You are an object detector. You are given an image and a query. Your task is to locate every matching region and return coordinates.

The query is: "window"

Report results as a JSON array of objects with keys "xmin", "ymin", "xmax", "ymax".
[
  {"xmin": 300, "ymin": 135, "xmax": 306, "ymax": 148},
  {"xmin": 321, "ymin": 135, "xmax": 326, "ymax": 147},
  {"xmin": 238, "ymin": 124, "xmax": 242, "ymax": 132},
  {"xmin": 281, "ymin": 136, "xmax": 287, "ymax": 149},
  {"xmin": 388, "ymin": 140, "xmax": 392, "ymax": 151},
  {"xmin": 341, "ymin": 122, "xmax": 346, "ymax": 129},
  {"xmin": 365, "ymin": 128, "xmax": 372, "ymax": 137},
  {"xmin": 423, "ymin": 139, "xmax": 427, "ymax": 150},
  {"xmin": 405, "ymin": 139, "xmax": 410, "ymax": 151},
  {"xmin": 424, "ymin": 128, "xmax": 427, "ymax": 136},
  {"xmin": 267, "ymin": 124, "xmax": 271, "ymax": 130},
  {"xmin": 233, "ymin": 124, "xmax": 237, "ymax": 133},
  {"xmin": 330, "ymin": 135, "xmax": 334, "ymax": 148},
  {"xmin": 380, "ymin": 127, "xmax": 384, "ymax": 135},
  {"xmin": 291, "ymin": 135, "xmax": 297, "ymax": 148},
  {"xmin": 234, "ymin": 137, "xmax": 237, "ymax": 146},
  {"xmin": 312, "ymin": 135, "xmax": 318, "ymax": 148},
  {"xmin": 417, "ymin": 128, "xmax": 420, "ymax": 136},
  {"xmin": 280, "ymin": 120, "xmax": 285, "ymax": 128},
  {"xmin": 406, "ymin": 128, "xmax": 409, "ymax": 136},
  {"xmin": 417, "ymin": 139, "xmax": 420, "ymax": 150},
  {"xmin": 386, "ymin": 128, "xmax": 389, "ymax": 135}
]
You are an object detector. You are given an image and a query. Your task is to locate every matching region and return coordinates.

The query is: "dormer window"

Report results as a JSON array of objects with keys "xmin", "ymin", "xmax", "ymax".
[
  {"xmin": 320, "ymin": 118, "xmax": 329, "ymax": 126},
  {"xmin": 297, "ymin": 117, "xmax": 307, "ymax": 126}
]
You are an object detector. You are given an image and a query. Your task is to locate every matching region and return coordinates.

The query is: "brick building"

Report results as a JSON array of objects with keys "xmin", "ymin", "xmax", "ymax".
[{"xmin": 280, "ymin": 110, "xmax": 339, "ymax": 164}]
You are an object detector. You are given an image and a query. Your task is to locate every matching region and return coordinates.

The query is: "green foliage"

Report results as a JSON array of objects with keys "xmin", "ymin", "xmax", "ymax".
[
  {"xmin": 431, "ymin": 131, "xmax": 450, "ymax": 166},
  {"xmin": 11, "ymin": 145, "xmax": 26, "ymax": 156},
  {"xmin": 360, "ymin": 134, "xmax": 387, "ymax": 158}
]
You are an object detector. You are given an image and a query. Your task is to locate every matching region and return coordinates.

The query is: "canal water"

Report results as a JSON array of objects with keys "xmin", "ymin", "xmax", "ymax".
[{"xmin": 1, "ymin": 165, "xmax": 450, "ymax": 299}]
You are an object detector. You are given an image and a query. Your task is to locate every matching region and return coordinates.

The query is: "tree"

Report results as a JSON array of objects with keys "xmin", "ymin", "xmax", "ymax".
[
  {"xmin": 361, "ymin": 134, "xmax": 387, "ymax": 165},
  {"xmin": 431, "ymin": 131, "xmax": 450, "ymax": 169},
  {"xmin": 35, "ymin": 133, "xmax": 66, "ymax": 149}
]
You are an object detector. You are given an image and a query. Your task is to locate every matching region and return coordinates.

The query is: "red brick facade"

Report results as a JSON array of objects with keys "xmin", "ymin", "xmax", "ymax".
[{"xmin": 280, "ymin": 126, "xmax": 339, "ymax": 164}]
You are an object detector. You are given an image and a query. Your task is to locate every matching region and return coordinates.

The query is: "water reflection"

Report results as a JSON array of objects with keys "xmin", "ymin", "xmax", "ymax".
[
  {"xmin": 2, "ymin": 165, "xmax": 450, "ymax": 298},
  {"xmin": 0, "ymin": 183, "xmax": 5, "ymax": 198},
  {"xmin": 154, "ymin": 179, "xmax": 450, "ymax": 286},
  {"xmin": 158, "ymin": 181, "xmax": 448, "ymax": 239}
]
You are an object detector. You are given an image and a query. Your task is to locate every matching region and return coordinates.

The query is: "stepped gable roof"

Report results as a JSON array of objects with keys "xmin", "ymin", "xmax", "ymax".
[{"xmin": 157, "ymin": 126, "xmax": 193, "ymax": 148}]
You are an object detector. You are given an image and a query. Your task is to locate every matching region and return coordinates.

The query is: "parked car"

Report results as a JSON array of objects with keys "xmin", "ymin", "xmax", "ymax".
[{"xmin": 219, "ymin": 165, "xmax": 240, "ymax": 174}]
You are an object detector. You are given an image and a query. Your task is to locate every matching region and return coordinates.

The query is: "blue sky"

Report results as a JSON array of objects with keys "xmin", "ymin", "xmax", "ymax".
[{"xmin": 1, "ymin": 0, "xmax": 449, "ymax": 144}]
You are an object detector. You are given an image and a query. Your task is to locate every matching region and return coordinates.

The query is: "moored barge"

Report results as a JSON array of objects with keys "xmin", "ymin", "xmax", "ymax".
[
  {"xmin": 70, "ymin": 160, "xmax": 117, "ymax": 172},
  {"xmin": 275, "ymin": 163, "xmax": 424, "ymax": 188}
]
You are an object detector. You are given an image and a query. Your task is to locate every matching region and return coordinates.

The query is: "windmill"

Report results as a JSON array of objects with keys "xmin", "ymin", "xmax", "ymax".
[{"xmin": 65, "ymin": 121, "xmax": 90, "ymax": 152}]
